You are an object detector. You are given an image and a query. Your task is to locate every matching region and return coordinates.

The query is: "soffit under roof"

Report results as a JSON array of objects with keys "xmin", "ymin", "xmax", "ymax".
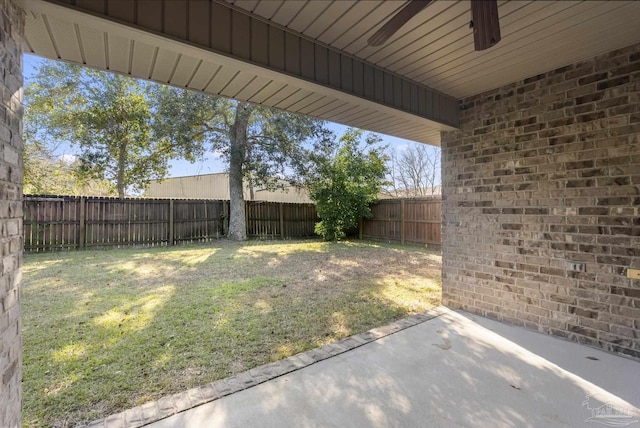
[{"xmin": 20, "ymin": 0, "xmax": 640, "ymax": 146}]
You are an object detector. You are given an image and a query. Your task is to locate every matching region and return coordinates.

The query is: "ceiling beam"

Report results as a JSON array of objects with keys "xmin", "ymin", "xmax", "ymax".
[{"xmin": 38, "ymin": 0, "xmax": 459, "ymax": 129}]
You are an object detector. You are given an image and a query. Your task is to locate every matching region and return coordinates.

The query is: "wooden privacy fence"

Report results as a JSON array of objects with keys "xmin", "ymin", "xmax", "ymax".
[
  {"xmin": 361, "ymin": 198, "xmax": 442, "ymax": 247},
  {"xmin": 23, "ymin": 195, "xmax": 318, "ymax": 253},
  {"xmin": 23, "ymin": 195, "xmax": 441, "ymax": 253}
]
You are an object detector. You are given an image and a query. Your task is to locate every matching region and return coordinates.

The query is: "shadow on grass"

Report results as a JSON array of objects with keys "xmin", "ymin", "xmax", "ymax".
[{"xmin": 22, "ymin": 240, "xmax": 441, "ymax": 427}]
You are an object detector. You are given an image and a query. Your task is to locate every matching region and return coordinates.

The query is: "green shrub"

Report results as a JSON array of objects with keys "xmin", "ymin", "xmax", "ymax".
[{"xmin": 306, "ymin": 129, "xmax": 388, "ymax": 241}]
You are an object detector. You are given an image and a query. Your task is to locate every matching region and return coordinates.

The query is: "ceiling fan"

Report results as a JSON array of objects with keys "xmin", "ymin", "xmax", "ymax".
[{"xmin": 367, "ymin": 0, "xmax": 501, "ymax": 51}]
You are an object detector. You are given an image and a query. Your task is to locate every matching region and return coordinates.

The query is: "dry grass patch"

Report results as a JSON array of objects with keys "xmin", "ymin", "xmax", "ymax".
[{"xmin": 22, "ymin": 239, "xmax": 441, "ymax": 427}]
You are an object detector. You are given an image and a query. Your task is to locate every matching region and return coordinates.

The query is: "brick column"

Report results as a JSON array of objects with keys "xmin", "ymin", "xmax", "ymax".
[
  {"xmin": 441, "ymin": 43, "xmax": 640, "ymax": 358},
  {"xmin": 0, "ymin": 0, "xmax": 24, "ymax": 426}
]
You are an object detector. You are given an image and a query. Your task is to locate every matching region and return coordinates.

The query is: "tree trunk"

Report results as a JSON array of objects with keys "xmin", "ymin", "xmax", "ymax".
[
  {"xmin": 245, "ymin": 145, "xmax": 255, "ymax": 201},
  {"xmin": 227, "ymin": 102, "xmax": 254, "ymax": 241},
  {"xmin": 117, "ymin": 141, "xmax": 127, "ymax": 198}
]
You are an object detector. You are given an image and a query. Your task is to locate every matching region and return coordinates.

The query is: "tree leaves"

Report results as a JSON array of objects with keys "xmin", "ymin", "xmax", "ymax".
[
  {"xmin": 25, "ymin": 60, "xmax": 182, "ymax": 197},
  {"xmin": 306, "ymin": 129, "xmax": 388, "ymax": 241},
  {"xmin": 151, "ymin": 93, "xmax": 334, "ymax": 240}
]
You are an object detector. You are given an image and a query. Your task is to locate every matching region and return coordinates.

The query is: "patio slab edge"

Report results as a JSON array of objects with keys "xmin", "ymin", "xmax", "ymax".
[{"xmin": 85, "ymin": 306, "xmax": 451, "ymax": 428}]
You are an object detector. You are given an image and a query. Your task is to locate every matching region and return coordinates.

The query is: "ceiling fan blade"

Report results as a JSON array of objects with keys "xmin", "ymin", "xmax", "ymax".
[
  {"xmin": 471, "ymin": 0, "xmax": 501, "ymax": 51},
  {"xmin": 367, "ymin": 0, "xmax": 434, "ymax": 47}
]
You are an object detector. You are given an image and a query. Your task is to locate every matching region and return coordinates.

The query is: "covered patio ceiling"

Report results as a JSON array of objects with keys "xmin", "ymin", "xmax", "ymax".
[
  {"xmin": 20, "ymin": 0, "xmax": 640, "ymax": 145},
  {"xmin": 228, "ymin": 0, "xmax": 640, "ymax": 98}
]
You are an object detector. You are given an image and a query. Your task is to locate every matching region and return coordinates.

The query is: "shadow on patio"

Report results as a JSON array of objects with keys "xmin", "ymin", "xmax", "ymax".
[{"xmin": 145, "ymin": 309, "xmax": 640, "ymax": 428}]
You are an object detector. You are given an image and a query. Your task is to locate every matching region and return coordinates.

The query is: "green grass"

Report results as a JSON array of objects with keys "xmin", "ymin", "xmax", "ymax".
[{"xmin": 22, "ymin": 239, "xmax": 442, "ymax": 427}]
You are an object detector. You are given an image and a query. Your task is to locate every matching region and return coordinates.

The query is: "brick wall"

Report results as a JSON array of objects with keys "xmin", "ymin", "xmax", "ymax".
[
  {"xmin": 441, "ymin": 43, "xmax": 640, "ymax": 359},
  {"xmin": 0, "ymin": 0, "xmax": 24, "ymax": 426}
]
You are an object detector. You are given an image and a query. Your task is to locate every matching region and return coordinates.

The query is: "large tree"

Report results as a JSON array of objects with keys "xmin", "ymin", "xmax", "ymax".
[
  {"xmin": 25, "ymin": 60, "xmax": 177, "ymax": 197},
  {"xmin": 305, "ymin": 129, "xmax": 388, "ymax": 241},
  {"xmin": 152, "ymin": 86, "xmax": 332, "ymax": 240},
  {"xmin": 23, "ymin": 137, "xmax": 113, "ymax": 196},
  {"xmin": 385, "ymin": 144, "xmax": 441, "ymax": 197}
]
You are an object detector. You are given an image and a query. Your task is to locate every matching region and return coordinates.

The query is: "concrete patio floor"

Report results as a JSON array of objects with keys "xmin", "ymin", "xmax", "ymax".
[{"xmin": 145, "ymin": 309, "xmax": 640, "ymax": 428}]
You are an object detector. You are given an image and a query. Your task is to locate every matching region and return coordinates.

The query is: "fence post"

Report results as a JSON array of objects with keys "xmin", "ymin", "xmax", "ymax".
[
  {"xmin": 203, "ymin": 200, "xmax": 208, "ymax": 239},
  {"xmin": 78, "ymin": 196, "xmax": 86, "ymax": 249},
  {"xmin": 279, "ymin": 203, "xmax": 285, "ymax": 239},
  {"xmin": 400, "ymin": 199, "xmax": 405, "ymax": 245},
  {"xmin": 245, "ymin": 200, "xmax": 249, "ymax": 236},
  {"xmin": 358, "ymin": 217, "xmax": 363, "ymax": 240},
  {"xmin": 169, "ymin": 199, "xmax": 174, "ymax": 245},
  {"xmin": 222, "ymin": 200, "xmax": 229, "ymax": 235}
]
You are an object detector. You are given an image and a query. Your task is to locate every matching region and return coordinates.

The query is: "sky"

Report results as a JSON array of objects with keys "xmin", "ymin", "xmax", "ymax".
[{"xmin": 23, "ymin": 54, "xmax": 438, "ymax": 178}]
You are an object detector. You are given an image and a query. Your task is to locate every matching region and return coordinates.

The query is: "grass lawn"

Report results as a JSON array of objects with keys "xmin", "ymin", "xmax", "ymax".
[{"xmin": 22, "ymin": 239, "xmax": 442, "ymax": 427}]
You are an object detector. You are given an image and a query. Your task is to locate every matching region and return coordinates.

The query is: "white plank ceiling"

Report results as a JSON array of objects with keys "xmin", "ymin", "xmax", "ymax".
[
  {"xmin": 228, "ymin": 0, "xmax": 640, "ymax": 99},
  {"xmin": 20, "ymin": 0, "xmax": 640, "ymax": 145}
]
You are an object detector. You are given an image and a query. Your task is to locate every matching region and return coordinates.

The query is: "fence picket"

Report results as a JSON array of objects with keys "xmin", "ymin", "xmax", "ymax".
[
  {"xmin": 23, "ymin": 195, "xmax": 441, "ymax": 252},
  {"xmin": 362, "ymin": 198, "xmax": 441, "ymax": 247}
]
